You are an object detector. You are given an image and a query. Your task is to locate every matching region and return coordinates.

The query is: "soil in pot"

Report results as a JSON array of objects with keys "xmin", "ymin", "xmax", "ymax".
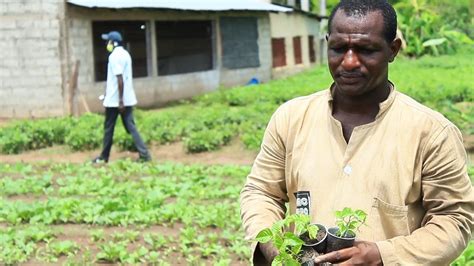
[
  {"xmin": 299, "ymin": 246, "xmax": 319, "ymax": 266},
  {"xmin": 301, "ymin": 224, "xmax": 328, "ymax": 254},
  {"xmin": 326, "ymin": 227, "xmax": 355, "ymax": 253}
]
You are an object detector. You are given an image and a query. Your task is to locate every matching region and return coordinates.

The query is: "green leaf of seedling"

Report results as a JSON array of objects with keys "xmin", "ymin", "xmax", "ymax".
[
  {"xmin": 255, "ymin": 228, "xmax": 273, "ymax": 243},
  {"xmin": 422, "ymin": 38, "xmax": 447, "ymax": 47},
  {"xmin": 271, "ymin": 220, "xmax": 285, "ymax": 233},
  {"xmin": 272, "ymin": 254, "xmax": 284, "ymax": 266},
  {"xmin": 274, "ymin": 234, "xmax": 284, "ymax": 250},
  {"xmin": 294, "ymin": 222, "xmax": 305, "ymax": 236},
  {"xmin": 283, "ymin": 232, "xmax": 304, "ymax": 246},
  {"xmin": 341, "ymin": 207, "xmax": 352, "ymax": 217},
  {"xmin": 291, "ymin": 243, "xmax": 302, "ymax": 255},
  {"xmin": 307, "ymin": 224, "xmax": 319, "ymax": 239}
]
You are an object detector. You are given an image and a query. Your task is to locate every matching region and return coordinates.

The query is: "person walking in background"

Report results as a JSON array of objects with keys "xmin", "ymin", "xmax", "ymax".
[{"xmin": 92, "ymin": 31, "xmax": 151, "ymax": 163}]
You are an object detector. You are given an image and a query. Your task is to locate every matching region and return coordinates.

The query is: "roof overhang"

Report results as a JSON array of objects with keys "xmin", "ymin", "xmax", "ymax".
[{"xmin": 67, "ymin": 0, "xmax": 292, "ymax": 13}]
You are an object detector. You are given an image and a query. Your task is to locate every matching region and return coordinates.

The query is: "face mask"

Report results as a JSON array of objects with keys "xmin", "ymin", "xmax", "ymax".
[{"xmin": 106, "ymin": 43, "xmax": 114, "ymax": 52}]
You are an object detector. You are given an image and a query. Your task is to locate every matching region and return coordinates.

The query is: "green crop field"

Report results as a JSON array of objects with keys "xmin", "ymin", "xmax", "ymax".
[{"xmin": 0, "ymin": 161, "xmax": 251, "ymax": 264}]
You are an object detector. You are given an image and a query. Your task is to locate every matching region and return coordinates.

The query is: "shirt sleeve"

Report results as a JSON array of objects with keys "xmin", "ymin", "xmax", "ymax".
[
  {"xmin": 376, "ymin": 124, "xmax": 474, "ymax": 265},
  {"xmin": 109, "ymin": 53, "xmax": 125, "ymax": 76},
  {"xmin": 240, "ymin": 105, "xmax": 290, "ymax": 263}
]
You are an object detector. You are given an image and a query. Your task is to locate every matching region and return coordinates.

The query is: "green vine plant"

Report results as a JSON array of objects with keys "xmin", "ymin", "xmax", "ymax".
[
  {"xmin": 254, "ymin": 214, "xmax": 319, "ymax": 266},
  {"xmin": 334, "ymin": 207, "xmax": 367, "ymax": 238}
]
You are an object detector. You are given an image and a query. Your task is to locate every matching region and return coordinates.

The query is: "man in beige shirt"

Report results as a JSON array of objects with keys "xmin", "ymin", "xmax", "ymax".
[{"xmin": 240, "ymin": 0, "xmax": 473, "ymax": 265}]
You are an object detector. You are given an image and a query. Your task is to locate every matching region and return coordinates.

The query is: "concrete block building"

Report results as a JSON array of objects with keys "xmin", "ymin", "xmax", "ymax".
[{"xmin": 0, "ymin": 0, "xmax": 322, "ymax": 118}]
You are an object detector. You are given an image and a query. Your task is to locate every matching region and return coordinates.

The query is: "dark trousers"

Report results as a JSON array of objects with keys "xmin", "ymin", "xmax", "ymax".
[{"xmin": 100, "ymin": 107, "xmax": 150, "ymax": 160}]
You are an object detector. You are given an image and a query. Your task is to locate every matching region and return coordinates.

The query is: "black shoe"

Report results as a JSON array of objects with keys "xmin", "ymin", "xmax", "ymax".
[
  {"xmin": 92, "ymin": 156, "xmax": 108, "ymax": 164},
  {"xmin": 136, "ymin": 156, "xmax": 151, "ymax": 163}
]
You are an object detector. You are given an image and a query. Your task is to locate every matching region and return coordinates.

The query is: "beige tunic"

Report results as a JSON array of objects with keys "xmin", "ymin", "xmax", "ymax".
[{"xmin": 240, "ymin": 86, "xmax": 473, "ymax": 265}]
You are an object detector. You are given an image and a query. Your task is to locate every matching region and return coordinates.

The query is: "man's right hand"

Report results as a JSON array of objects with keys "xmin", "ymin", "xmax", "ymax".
[
  {"xmin": 259, "ymin": 242, "xmax": 279, "ymax": 262},
  {"xmin": 118, "ymin": 100, "xmax": 125, "ymax": 114}
]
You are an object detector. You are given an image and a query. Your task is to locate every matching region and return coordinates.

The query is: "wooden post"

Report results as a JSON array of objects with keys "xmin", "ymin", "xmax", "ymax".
[
  {"xmin": 69, "ymin": 60, "xmax": 90, "ymax": 116},
  {"xmin": 69, "ymin": 60, "xmax": 80, "ymax": 116}
]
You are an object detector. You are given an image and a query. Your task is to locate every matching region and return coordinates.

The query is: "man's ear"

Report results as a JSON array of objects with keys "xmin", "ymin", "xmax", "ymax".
[{"xmin": 389, "ymin": 38, "xmax": 402, "ymax": 62}]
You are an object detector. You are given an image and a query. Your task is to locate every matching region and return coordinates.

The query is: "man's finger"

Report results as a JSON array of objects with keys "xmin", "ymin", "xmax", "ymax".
[{"xmin": 314, "ymin": 247, "xmax": 355, "ymax": 263}]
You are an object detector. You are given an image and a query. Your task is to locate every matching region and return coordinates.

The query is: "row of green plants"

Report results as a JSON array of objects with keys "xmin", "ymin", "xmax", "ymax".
[
  {"xmin": 0, "ymin": 161, "xmax": 251, "ymax": 264},
  {"xmin": 0, "ymin": 225, "xmax": 246, "ymax": 265},
  {"xmin": 0, "ymin": 50, "xmax": 472, "ymax": 154}
]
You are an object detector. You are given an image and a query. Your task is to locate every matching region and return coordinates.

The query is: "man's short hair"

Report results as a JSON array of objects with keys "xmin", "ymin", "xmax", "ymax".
[{"xmin": 328, "ymin": 0, "xmax": 397, "ymax": 43}]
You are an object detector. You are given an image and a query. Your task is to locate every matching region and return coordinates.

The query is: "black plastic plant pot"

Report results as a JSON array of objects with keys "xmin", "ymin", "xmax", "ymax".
[
  {"xmin": 301, "ymin": 224, "xmax": 328, "ymax": 254},
  {"xmin": 326, "ymin": 227, "xmax": 355, "ymax": 253}
]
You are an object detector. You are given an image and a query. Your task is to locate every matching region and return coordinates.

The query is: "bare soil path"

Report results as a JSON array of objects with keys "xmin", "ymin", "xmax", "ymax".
[{"xmin": 0, "ymin": 139, "xmax": 258, "ymax": 166}]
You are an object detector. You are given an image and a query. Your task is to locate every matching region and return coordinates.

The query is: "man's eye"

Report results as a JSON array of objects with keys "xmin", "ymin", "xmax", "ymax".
[
  {"xmin": 359, "ymin": 48, "xmax": 374, "ymax": 54},
  {"xmin": 330, "ymin": 47, "xmax": 345, "ymax": 53}
]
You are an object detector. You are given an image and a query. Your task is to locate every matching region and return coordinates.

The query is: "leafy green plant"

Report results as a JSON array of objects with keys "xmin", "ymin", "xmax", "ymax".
[
  {"xmin": 37, "ymin": 240, "xmax": 79, "ymax": 262},
  {"xmin": 334, "ymin": 208, "xmax": 367, "ymax": 238},
  {"xmin": 64, "ymin": 113, "xmax": 102, "ymax": 151},
  {"xmin": 90, "ymin": 229, "xmax": 105, "ymax": 242},
  {"xmin": 394, "ymin": 0, "xmax": 473, "ymax": 57},
  {"xmin": 144, "ymin": 233, "xmax": 169, "ymax": 250},
  {"xmin": 112, "ymin": 230, "xmax": 140, "ymax": 243},
  {"xmin": 452, "ymin": 240, "xmax": 474, "ymax": 266},
  {"xmin": 183, "ymin": 126, "xmax": 235, "ymax": 153},
  {"xmin": 96, "ymin": 241, "xmax": 128, "ymax": 263},
  {"xmin": 255, "ymin": 214, "xmax": 319, "ymax": 266}
]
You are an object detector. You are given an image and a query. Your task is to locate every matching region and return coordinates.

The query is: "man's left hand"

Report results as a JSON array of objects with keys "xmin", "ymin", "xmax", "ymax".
[
  {"xmin": 314, "ymin": 241, "xmax": 382, "ymax": 265},
  {"xmin": 118, "ymin": 100, "xmax": 125, "ymax": 113}
]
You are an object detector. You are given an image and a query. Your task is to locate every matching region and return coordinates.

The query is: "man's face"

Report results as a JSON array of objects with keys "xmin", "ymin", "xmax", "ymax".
[{"xmin": 327, "ymin": 10, "xmax": 399, "ymax": 97}]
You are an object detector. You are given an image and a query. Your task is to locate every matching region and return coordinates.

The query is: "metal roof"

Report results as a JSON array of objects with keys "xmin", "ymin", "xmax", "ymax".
[{"xmin": 67, "ymin": 0, "xmax": 292, "ymax": 12}]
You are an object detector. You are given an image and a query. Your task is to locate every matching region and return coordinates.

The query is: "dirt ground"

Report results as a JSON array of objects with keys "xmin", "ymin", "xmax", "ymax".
[{"xmin": 0, "ymin": 139, "xmax": 258, "ymax": 166}]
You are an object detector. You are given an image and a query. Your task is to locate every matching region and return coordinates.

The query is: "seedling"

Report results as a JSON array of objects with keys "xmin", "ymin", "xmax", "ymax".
[
  {"xmin": 144, "ymin": 233, "xmax": 168, "ymax": 250},
  {"xmin": 36, "ymin": 240, "xmax": 79, "ymax": 263},
  {"xmin": 112, "ymin": 230, "xmax": 140, "ymax": 243},
  {"xmin": 255, "ymin": 214, "xmax": 319, "ymax": 266},
  {"xmin": 334, "ymin": 207, "xmax": 367, "ymax": 238},
  {"xmin": 90, "ymin": 229, "xmax": 105, "ymax": 242}
]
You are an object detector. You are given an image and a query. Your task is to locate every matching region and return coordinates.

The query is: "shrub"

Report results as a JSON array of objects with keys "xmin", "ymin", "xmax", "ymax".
[
  {"xmin": 394, "ymin": 0, "xmax": 473, "ymax": 57},
  {"xmin": 64, "ymin": 114, "xmax": 102, "ymax": 151},
  {"xmin": 0, "ymin": 118, "xmax": 74, "ymax": 154},
  {"xmin": 0, "ymin": 127, "xmax": 32, "ymax": 154},
  {"xmin": 183, "ymin": 126, "xmax": 235, "ymax": 153}
]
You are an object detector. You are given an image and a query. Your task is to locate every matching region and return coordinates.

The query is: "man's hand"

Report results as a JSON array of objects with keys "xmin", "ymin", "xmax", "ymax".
[
  {"xmin": 314, "ymin": 241, "xmax": 382, "ymax": 265},
  {"xmin": 258, "ymin": 242, "xmax": 279, "ymax": 263},
  {"xmin": 118, "ymin": 100, "xmax": 125, "ymax": 114}
]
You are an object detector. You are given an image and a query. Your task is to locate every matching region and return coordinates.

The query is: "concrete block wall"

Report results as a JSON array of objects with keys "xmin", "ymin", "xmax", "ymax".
[{"xmin": 0, "ymin": 0, "xmax": 67, "ymax": 118}]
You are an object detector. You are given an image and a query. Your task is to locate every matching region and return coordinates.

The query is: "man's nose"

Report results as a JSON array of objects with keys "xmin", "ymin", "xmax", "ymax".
[{"xmin": 341, "ymin": 49, "xmax": 360, "ymax": 70}]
